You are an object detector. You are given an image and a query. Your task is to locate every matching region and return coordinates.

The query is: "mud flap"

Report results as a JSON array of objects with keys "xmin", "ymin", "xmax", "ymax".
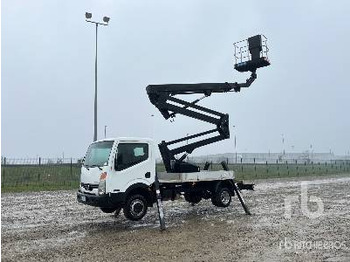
[{"xmin": 155, "ymin": 175, "xmax": 166, "ymax": 230}]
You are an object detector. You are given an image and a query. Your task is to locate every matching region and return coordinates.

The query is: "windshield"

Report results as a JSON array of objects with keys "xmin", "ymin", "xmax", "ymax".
[{"xmin": 84, "ymin": 141, "xmax": 114, "ymax": 167}]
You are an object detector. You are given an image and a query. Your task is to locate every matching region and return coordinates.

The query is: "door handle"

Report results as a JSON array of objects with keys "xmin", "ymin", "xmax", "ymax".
[{"xmin": 145, "ymin": 172, "xmax": 151, "ymax": 178}]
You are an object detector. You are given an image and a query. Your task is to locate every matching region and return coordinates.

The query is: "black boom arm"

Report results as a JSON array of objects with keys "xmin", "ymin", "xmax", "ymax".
[
  {"xmin": 146, "ymin": 72, "xmax": 257, "ymax": 173},
  {"xmin": 146, "ymin": 35, "xmax": 270, "ymax": 173}
]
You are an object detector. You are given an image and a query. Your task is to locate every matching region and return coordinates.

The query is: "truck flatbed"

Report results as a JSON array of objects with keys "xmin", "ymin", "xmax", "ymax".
[{"xmin": 158, "ymin": 170, "xmax": 234, "ymax": 183}]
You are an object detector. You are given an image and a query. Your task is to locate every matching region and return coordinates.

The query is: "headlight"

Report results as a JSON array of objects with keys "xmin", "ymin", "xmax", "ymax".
[
  {"xmin": 98, "ymin": 180, "xmax": 106, "ymax": 195},
  {"xmin": 98, "ymin": 172, "xmax": 107, "ymax": 195}
]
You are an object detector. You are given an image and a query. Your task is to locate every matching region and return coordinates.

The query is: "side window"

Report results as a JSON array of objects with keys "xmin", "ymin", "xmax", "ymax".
[{"xmin": 116, "ymin": 143, "xmax": 149, "ymax": 171}]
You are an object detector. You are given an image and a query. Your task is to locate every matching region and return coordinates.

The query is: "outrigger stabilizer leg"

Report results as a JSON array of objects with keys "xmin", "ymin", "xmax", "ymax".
[
  {"xmin": 232, "ymin": 183, "xmax": 251, "ymax": 215},
  {"xmin": 221, "ymin": 161, "xmax": 251, "ymax": 215},
  {"xmin": 155, "ymin": 174, "xmax": 166, "ymax": 230}
]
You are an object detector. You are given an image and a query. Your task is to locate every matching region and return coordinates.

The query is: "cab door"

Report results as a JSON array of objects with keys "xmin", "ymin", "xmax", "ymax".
[{"xmin": 108, "ymin": 142, "xmax": 155, "ymax": 193}]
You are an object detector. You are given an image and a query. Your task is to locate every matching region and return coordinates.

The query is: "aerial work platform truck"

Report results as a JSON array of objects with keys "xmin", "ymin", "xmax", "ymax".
[{"xmin": 77, "ymin": 35, "xmax": 270, "ymax": 229}]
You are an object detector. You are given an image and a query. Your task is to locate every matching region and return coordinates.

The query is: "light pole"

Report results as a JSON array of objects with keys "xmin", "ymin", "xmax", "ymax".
[
  {"xmin": 85, "ymin": 12, "xmax": 110, "ymax": 141},
  {"xmin": 310, "ymin": 144, "xmax": 313, "ymax": 162},
  {"xmin": 232, "ymin": 125, "xmax": 237, "ymax": 163}
]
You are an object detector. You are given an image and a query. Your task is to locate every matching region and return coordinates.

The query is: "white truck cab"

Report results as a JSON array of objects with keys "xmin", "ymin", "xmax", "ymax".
[
  {"xmin": 77, "ymin": 138, "xmax": 158, "ymax": 218},
  {"xmin": 79, "ymin": 137, "xmax": 156, "ymax": 194}
]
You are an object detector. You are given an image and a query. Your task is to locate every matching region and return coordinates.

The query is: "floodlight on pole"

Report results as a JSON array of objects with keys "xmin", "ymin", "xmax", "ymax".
[
  {"xmin": 85, "ymin": 12, "xmax": 110, "ymax": 142},
  {"xmin": 85, "ymin": 12, "xmax": 92, "ymax": 19},
  {"xmin": 103, "ymin": 16, "xmax": 110, "ymax": 23}
]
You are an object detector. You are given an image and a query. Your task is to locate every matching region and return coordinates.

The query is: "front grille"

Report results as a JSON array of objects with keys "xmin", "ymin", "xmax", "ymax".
[{"xmin": 81, "ymin": 183, "xmax": 99, "ymax": 191}]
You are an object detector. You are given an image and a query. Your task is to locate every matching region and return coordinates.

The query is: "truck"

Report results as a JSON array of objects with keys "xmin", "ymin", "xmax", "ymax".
[
  {"xmin": 77, "ymin": 35, "xmax": 270, "ymax": 228},
  {"xmin": 77, "ymin": 137, "xmax": 245, "ymax": 220}
]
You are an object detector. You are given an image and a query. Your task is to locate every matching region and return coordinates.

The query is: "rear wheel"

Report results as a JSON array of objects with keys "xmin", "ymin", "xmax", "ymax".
[
  {"xmin": 211, "ymin": 187, "xmax": 232, "ymax": 207},
  {"xmin": 123, "ymin": 194, "xmax": 148, "ymax": 221}
]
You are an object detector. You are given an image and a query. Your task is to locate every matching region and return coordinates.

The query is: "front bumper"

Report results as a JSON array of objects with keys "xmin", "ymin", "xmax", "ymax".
[{"xmin": 77, "ymin": 191, "xmax": 125, "ymax": 208}]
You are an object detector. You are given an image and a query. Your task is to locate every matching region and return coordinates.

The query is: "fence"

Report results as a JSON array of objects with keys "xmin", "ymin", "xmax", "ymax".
[
  {"xmin": 1, "ymin": 157, "xmax": 82, "ymax": 192},
  {"xmin": 187, "ymin": 154, "xmax": 350, "ymax": 164},
  {"xmin": 1, "ymin": 157, "xmax": 350, "ymax": 192},
  {"xmin": 1, "ymin": 157, "xmax": 82, "ymax": 165},
  {"xmin": 200, "ymin": 159, "xmax": 350, "ymax": 180}
]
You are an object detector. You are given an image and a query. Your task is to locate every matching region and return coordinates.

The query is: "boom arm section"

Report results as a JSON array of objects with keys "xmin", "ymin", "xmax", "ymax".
[
  {"xmin": 147, "ymin": 72, "xmax": 257, "ymax": 173},
  {"xmin": 146, "ymin": 35, "xmax": 270, "ymax": 173}
]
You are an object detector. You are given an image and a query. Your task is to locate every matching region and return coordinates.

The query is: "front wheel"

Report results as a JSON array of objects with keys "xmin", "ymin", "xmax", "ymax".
[
  {"xmin": 211, "ymin": 187, "xmax": 232, "ymax": 207},
  {"xmin": 123, "ymin": 194, "xmax": 148, "ymax": 221}
]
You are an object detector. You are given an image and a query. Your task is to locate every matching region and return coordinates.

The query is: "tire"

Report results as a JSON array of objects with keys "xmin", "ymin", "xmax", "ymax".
[
  {"xmin": 211, "ymin": 187, "xmax": 232, "ymax": 207},
  {"xmin": 123, "ymin": 194, "xmax": 148, "ymax": 221},
  {"xmin": 100, "ymin": 207, "xmax": 117, "ymax": 213},
  {"xmin": 184, "ymin": 192, "xmax": 202, "ymax": 204}
]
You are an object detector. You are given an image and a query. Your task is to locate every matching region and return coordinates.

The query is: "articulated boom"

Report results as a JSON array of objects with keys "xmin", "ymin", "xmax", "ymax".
[{"xmin": 146, "ymin": 35, "xmax": 270, "ymax": 173}]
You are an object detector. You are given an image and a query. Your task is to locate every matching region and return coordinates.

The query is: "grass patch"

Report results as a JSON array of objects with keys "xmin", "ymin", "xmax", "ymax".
[{"xmin": 1, "ymin": 164, "xmax": 80, "ymax": 193}]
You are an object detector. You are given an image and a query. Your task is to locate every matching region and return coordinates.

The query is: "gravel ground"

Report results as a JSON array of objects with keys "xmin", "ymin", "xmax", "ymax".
[{"xmin": 2, "ymin": 175, "xmax": 350, "ymax": 262}]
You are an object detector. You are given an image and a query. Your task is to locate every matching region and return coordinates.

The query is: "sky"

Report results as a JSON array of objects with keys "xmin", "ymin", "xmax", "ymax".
[{"xmin": 2, "ymin": 0, "xmax": 350, "ymax": 158}]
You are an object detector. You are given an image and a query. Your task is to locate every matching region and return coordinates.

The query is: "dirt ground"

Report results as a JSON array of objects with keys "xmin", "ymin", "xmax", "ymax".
[{"xmin": 2, "ymin": 175, "xmax": 350, "ymax": 262}]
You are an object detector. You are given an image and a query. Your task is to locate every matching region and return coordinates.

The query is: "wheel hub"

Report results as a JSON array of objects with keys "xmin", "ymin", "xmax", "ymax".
[
  {"xmin": 220, "ymin": 190, "xmax": 231, "ymax": 205},
  {"xmin": 130, "ymin": 199, "xmax": 145, "ymax": 217}
]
